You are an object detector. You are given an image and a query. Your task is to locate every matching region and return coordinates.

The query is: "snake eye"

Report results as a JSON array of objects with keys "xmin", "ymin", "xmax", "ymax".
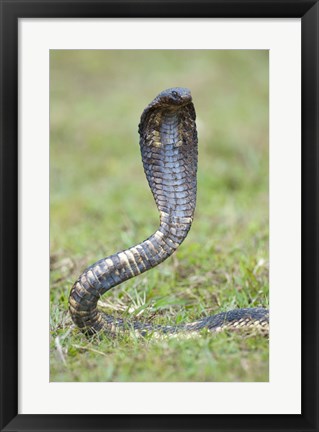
[{"xmin": 172, "ymin": 90, "xmax": 178, "ymax": 97}]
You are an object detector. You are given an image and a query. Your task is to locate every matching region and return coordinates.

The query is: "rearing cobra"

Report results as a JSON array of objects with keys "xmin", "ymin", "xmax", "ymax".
[{"xmin": 69, "ymin": 87, "xmax": 269, "ymax": 336}]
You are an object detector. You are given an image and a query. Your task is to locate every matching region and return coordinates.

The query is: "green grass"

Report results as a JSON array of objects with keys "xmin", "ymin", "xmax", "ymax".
[{"xmin": 50, "ymin": 50, "xmax": 269, "ymax": 382}]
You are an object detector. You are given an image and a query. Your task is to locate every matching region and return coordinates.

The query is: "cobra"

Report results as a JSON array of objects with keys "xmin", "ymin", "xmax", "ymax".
[{"xmin": 69, "ymin": 87, "xmax": 269, "ymax": 336}]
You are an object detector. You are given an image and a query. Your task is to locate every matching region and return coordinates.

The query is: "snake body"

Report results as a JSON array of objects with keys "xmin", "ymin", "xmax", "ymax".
[{"xmin": 69, "ymin": 87, "xmax": 269, "ymax": 336}]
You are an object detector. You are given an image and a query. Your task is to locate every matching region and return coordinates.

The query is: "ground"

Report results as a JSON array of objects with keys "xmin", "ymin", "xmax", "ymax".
[{"xmin": 50, "ymin": 50, "xmax": 269, "ymax": 382}]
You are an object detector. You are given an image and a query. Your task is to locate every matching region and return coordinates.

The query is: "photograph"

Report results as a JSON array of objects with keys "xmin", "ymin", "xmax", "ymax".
[
  {"xmin": 2, "ymin": 0, "xmax": 318, "ymax": 429},
  {"xmin": 50, "ymin": 49, "xmax": 269, "ymax": 382}
]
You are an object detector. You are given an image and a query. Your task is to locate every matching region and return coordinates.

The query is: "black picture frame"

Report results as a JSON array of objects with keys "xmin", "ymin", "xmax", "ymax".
[{"xmin": 1, "ymin": 1, "xmax": 318, "ymax": 431}]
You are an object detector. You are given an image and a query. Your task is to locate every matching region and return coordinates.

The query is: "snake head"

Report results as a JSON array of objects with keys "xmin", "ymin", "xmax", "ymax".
[
  {"xmin": 138, "ymin": 87, "xmax": 195, "ymax": 136},
  {"xmin": 156, "ymin": 87, "xmax": 192, "ymax": 107},
  {"xmin": 143, "ymin": 87, "xmax": 193, "ymax": 112}
]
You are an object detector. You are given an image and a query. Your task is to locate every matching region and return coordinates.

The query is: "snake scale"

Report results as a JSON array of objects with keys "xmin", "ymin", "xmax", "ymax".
[{"xmin": 69, "ymin": 87, "xmax": 269, "ymax": 337}]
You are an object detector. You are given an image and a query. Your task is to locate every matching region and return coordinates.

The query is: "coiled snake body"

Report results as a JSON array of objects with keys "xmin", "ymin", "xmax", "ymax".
[{"xmin": 69, "ymin": 88, "xmax": 269, "ymax": 336}]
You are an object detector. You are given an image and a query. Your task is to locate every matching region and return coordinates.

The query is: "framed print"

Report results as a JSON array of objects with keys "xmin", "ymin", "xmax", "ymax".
[{"xmin": 1, "ymin": 1, "xmax": 318, "ymax": 431}]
